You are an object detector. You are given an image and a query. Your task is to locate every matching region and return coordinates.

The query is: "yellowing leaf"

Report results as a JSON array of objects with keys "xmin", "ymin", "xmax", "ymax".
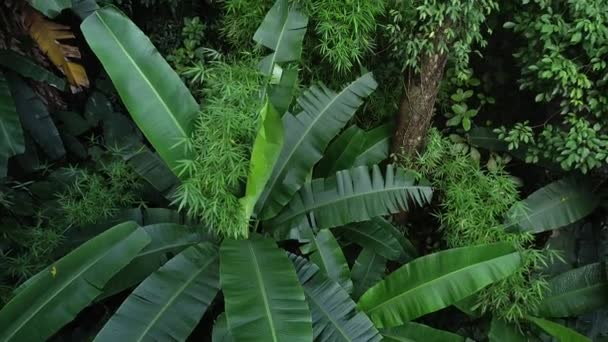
[{"xmin": 24, "ymin": 8, "xmax": 89, "ymax": 91}]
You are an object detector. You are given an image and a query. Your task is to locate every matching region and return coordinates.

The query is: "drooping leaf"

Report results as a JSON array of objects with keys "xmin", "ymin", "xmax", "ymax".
[
  {"xmin": 0, "ymin": 72, "xmax": 24, "ymax": 177},
  {"xmin": 338, "ymin": 217, "xmax": 403, "ymax": 261},
  {"xmin": 0, "ymin": 50, "xmax": 66, "ymax": 89},
  {"xmin": 6, "ymin": 73, "xmax": 65, "ymax": 160},
  {"xmin": 381, "ymin": 322, "xmax": 465, "ymax": 342},
  {"xmin": 220, "ymin": 235, "xmax": 312, "ymax": 342},
  {"xmin": 290, "ymin": 254, "xmax": 382, "ymax": 342},
  {"xmin": 300, "ymin": 228, "xmax": 353, "ymax": 293},
  {"xmin": 0, "ymin": 222, "xmax": 150, "ymax": 341},
  {"xmin": 351, "ymin": 249, "xmax": 386, "ymax": 301},
  {"xmin": 254, "ymin": 0, "xmax": 308, "ymax": 76},
  {"xmin": 353, "ymin": 124, "xmax": 391, "ymax": 168},
  {"xmin": 256, "ymin": 73, "xmax": 378, "ymax": 219},
  {"xmin": 81, "ymin": 7, "xmax": 199, "ymax": 177},
  {"xmin": 315, "ymin": 125, "xmax": 366, "ymax": 177},
  {"xmin": 488, "ymin": 318, "xmax": 528, "ymax": 342},
  {"xmin": 536, "ymin": 262, "xmax": 608, "ymax": 318},
  {"xmin": 213, "ymin": 313, "xmax": 234, "ymax": 342},
  {"xmin": 25, "ymin": 8, "xmax": 89, "ymax": 90},
  {"xmin": 95, "ymin": 243, "xmax": 220, "ymax": 342},
  {"xmin": 357, "ymin": 243, "xmax": 521, "ymax": 328},
  {"xmin": 505, "ymin": 178, "xmax": 599, "ymax": 234},
  {"xmin": 28, "ymin": 0, "xmax": 71, "ymax": 18},
  {"xmin": 526, "ymin": 317, "xmax": 590, "ymax": 342},
  {"xmin": 241, "ymin": 99, "xmax": 284, "ymax": 224},
  {"xmin": 267, "ymin": 165, "xmax": 432, "ymax": 236},
  {"xmin": 100, "ymin": 223, "xmax": 203, "ymax": 299}
]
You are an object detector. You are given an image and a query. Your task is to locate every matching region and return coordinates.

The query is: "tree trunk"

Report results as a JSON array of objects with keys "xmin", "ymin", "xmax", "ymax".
[{"xmin": 392, "ymin": 51, "xmax": 447, "ymax": 158}]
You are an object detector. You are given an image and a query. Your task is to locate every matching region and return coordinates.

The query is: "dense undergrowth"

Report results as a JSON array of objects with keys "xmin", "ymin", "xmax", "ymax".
[{"xmin": 0, "ymin": 0, "xmax": 607, "ymax": 341}]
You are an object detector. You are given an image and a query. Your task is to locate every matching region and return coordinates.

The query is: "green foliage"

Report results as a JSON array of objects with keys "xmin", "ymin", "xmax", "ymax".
[
  {"xmin": 401, "ymin": 128, "xmax": 556, "ymax": 322},
  {"xmin": 167, "ymin": 17, "xmax": 207, "ymax": 73},
  {"xmin": 57, "ymin": 161, "xmax": 141, "ymax": 226},
  {"xmin": 497, "ymin": 0, "xmax": 608, "ymax": 173},
  {"xmin": 383, "ymin": 0, "xmax": 498, "ymax": 77}
]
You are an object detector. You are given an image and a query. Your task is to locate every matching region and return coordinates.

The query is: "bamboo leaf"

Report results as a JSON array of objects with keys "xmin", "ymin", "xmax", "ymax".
[
  {"xmin": 357, "ymin": 243, "xmax": 521, "ymax": 328},
  {"xmin": 95, "ymin": 243, "xmax": 220, "ymax": 341},
  {"xmin": 526, "ymin": 317, "xmax": 590, "ymax": 342},
  {"xmin": 220, "ymin": 235, "xmax": 312, "ymax": 342},
  {"xmin": 81, "ymin": 7, "xmax": 199, "ymax": 177},
  {"xmin": 381, "ymin": 322, "xmax": 465, "ymax": 342},
  {"xmin": 267, "ymin": 165, "xmax": 432, "ymax": 236},
  {"xmin": 241, "ymin": 99, "xmax": 284, "ymax": 223},
  {"xmin": 0, "ymin": 72, "xmax": 24, "ymax": 177},
  {"xmin": 0, "ymin": 222, "xmax": 150, "ymax": 341},
  {"xmin": 290, "ymin": 254, "xmax": 382, "ymax": 342},
  {"xmin": 256, "ymin": 73, "xmax": 378, "ymax": 219},
  {"xmin": 351, "ymin": 249, "xmax": 386, "ymax": 301},
  {"xmin": 301, "ymin": 228, "xmax": 353, "ymax": 293},
  {"xmin": 536, "ymin": 262, "xmax": 608, "ymax": 317},
  {"xmin": 505, "ymin": 178, "xmax": 599, "ymax": 233}
]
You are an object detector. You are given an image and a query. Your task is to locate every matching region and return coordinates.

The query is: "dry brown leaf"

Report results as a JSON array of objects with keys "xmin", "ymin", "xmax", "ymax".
[{"xmin": 23, "ymin": 7, "xmax": 89, "ymax": 92}]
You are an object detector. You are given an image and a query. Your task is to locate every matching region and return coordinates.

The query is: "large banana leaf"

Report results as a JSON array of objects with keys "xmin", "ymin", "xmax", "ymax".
[
  {"xmin": 95, "ymin": 243, "xmax": 220, "ymax": 341},
  {"xmin": 338, "ymin": 217, "xmax": 403, "ymax": 261},
  {"xmin": 100, "ymin": 223, "xmax": 203, "ymax": 299},
  {"xmin": 504, "ymin": 178, "xmax": 599, "ymax": 233},
  {"xmin": 254, "ymin": 0, "xmax": 308, "ymax": 76},
  {"xmin": 536, "ymin": 262, "xmax": 608, "ymax": 317},
  {"xmin": 6, "ymin": 73, "xmax": 65, "ymax": 160},
  {"xmin": 256, "ymin": 73, "xmax": 378, "ymax": 219},
  {"xmin": 213, "ymin": 313, "xmax": 234, "ymax": 342},
  {"xmin": 28, "ymin": 0, "xmax": 71, "ymax": 18},
  {"xmin": 351, "ymin": 249, "xmax": 386, "ymax": 301},
  {"xmin": 0, "ymin": 50, "xmax": 66, "ymax": 89},
  {"xmin": 290, "ymin": 254, "xmax": 382, "ymax": 342},
  {"xmin": 357, "ymin": 243, "xmax": 521, "ymax": 328},
  {"xmin": 381, "ymin": 322, "xmax": 465, "ymax": 342},
  {"xmin": 81, "ymin": 7, "xmax": 198, "ymax": 177},
  {"xmin": 267, "ymin": 165, "xmax": 432, "ymax": 234},
  {"xmin": 123, "ymin": 147, "xmax": 180, "ymax": 199},
  {"xmin": 300, "ymin": 228, "xmax": 353, "ymax": 293},
  {"xmin": 220, "ymin": 235, "xmax": 312, "ymax": 342},
  {"xmin": 0, "ymin": 222, "xmax": 150, "ymax": 341},
  {"xmin": 0, "ymin": 72, "xmax": 24, "ymax": 177},
  {"xmin": 241, "ymin": 99, "xmax": 284, "ymax": 223},
  {"xmin": 315, "ymin": 125, "xmax": 366, "ymax": 177},
  {"xmin": 488, "ymin": 318, "xmax": 528, "ymax": 342},
  {"xmin": 352, "ymin": 124, "xmax": 391, "ymax": 168},
  {"xmin": 526, "ymin": 317, "xmax": 590, "ymax": 342}
]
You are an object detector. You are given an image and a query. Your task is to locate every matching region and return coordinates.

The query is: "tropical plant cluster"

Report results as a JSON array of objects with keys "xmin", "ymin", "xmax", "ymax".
[{"xmin": 0, "ymin": 0, "xmax": 607, "ymax": 341}]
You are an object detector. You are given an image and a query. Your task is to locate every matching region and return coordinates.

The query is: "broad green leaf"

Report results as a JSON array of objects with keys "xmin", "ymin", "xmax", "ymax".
[
  {"xmin": 241, "ymin": 99, "xmax": 284, "ymax": 223},
  {"xmin": 353, "ymin": 124, "xmax": 391, "ymax": 168},
  {"xmin": 536, "ymin": 262, "xmax": 608, "ymax": 317},
  {"xmin": 71, "ymin": 0, "xmax": 99, "ymax": 19},
  {"xmin": 6, "ymin": 73, "xmax": 65, "ymax": 160},
  {"xmin": 267, "ymin": 165, "xmax": 432, "ymax": 235},
  {"xmin": 28, "ymin": 0, "xmax": 71, "ymax": 18},
  {"xmin": 467, "ymin": 127, "xmax": 509, "ymax": 151},
  {"xmin": 269, "ymin": 68, "xmax": 298, "ymax": 115},
  {"xmin": 351, "ymin": 249, "xmax": 386, "ymax": 301},
  {"xmin": 95, "ymin": 243, "xmax": 220, "ymax": 341},
  {"xmin": 0, "ymin": 50, "xmax": 66, "ymax": 89},
  {"xmin": 489, "ymin": 318, "xmax": 528, "ymax": 342},
  {"xmin": 385, "ymin": 220, "xmax": 418, "ymax": 263},
  {"xmin": 100, "ymin": 223, "xmax": 203, "ymax": 299},
  {"xmin": 254, "ymin": 0, "xmax": 308, "ymax": 76},
  {"xmin": 256, "ymin": 73, "xmax": 378, "ymax": 219},
  {"xmin": 81, "ymin": 7, "xmax": 198, "ymax": 177},
  {"xmin": 338, "ymin": 217, "xmax": 403, "ymax": 260},
  {"xmin": 315, "ymin": 125, "xmax": 366, "ymax": 177},
  {"xmin": 381, "ymin": 322, "xmax": 465, "ymax": 342},
  {"xmin": 301, "ymin": 229, "xmax": 353, "ymax": 293},
  {"xmin": 213, "ymin": 313, "xmax": 234, "ymax": 342},
  {"xmin": 0, "ymin": 72, "xmax": 24, "ymax": 177},
  {"xmin": 505, "ymin": 178, "xmax": 599, "ymax": 233},
  {"xmin": 290, "ymin": 254, "xmax": 382, "ymax": 342},
  {"xmin": 220, "ymin": 235, "xmax": 312, "ymax": 342},
  {"xmin": 123, "ymin": 147, "xmax": 180, "ymax": 199},
  {"xmin": 357, "ymin": 243, "xmax": 521, "ymax": 328},
  {"xmin": 526, "ymin": 317, "xmax": 590, "ymax": 342},
  {"xmin": 0, "ymin": 222, "xmax": 150, "ymax": 341}
]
